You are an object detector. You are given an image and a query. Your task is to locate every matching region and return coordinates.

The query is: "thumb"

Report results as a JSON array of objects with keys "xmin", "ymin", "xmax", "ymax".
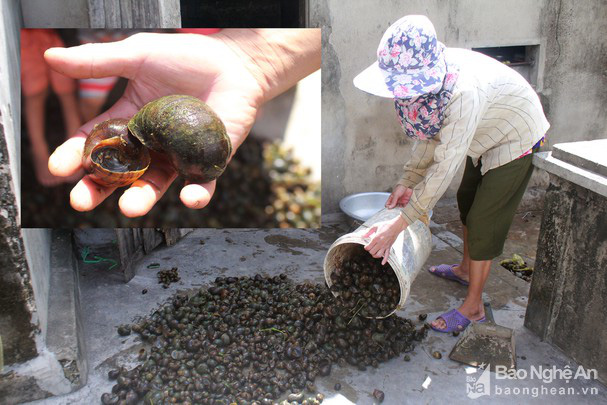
[
  {"xmin": 44, "ymin": 41, "xmax": 139, "ymax": 79},
  {"xmin": 385, "ymin": 194, "xmax": 395, "ymax": 208},
  {"xmin": 49, "ymin": 97, "xmax": 140, "ymax": 177}
]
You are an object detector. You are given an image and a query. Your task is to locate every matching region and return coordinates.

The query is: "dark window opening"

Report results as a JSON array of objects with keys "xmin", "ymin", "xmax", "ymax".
[
  {"xmin": 473, "ymin": 45, "xmax": 541, "ymax": 87},
  {"xmin": 473, "ymin": 45, "xmax": 532, "ymax": 66},
  {"xmin": 180, "ymin": 0, "xmax": 307, "ymax": 28}
]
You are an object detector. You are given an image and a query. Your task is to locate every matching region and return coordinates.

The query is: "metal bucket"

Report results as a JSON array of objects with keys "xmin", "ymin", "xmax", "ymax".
[{"xmin": 323, "ymin": 208, "xmax": 432, "ymax": 318}]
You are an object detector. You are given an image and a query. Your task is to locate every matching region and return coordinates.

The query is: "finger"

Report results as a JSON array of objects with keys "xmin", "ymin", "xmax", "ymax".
[
  {"xmin": 44, "ymin": 41, "xmax": 139, "ymax": 79},
  {"xmin": 48, "ymin": 137, "xmax": 86, "ymax": 177},
  {"xmin": 364, "ymin": 237, "xmax": 377, "ymax": 252},
  {"xmin": 70, "ymin": 176, "xmax": 116, "ymax": 211},
  {"xmin": 398, "ymin": 195, "xmax": 411, "ymax": 205},
  {"xmin": 48, "ymin": 98, "xmax": 140, "ymax": 177},
  {"xmin": 118, "ymin": 164, "xmax": 178, "ymax": 217},
  {"xmin": 385, "ymin": 194, "xmax": 395, "ymax": 208},
  {"xmin": 390, "ymin": 189, "xmax": 407, "ymax": 208},
  {"xmin": 375, "ymin": 247, "xmax": 385, "ymax": 261},
  {"xmin": 369, "ymin": 243, "xmax": 382, "ymax": 257},
  {"xmin": 180, "ymin": 181, "xmax": 216, "ymax": 209},
  {"xmin": 363, "ymin": 227, "xmax": 377, "ymax": 239},
  {"xmin": 382, "ymin": 249, "xmax": 390, "ymax": 265}
]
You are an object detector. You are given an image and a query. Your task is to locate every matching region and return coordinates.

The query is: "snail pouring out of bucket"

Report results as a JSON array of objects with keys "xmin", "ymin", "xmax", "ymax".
[
  {"xmin": 328, "ymin": 252, "xmax": 402, "ymax": 319},
  {"xmin": 82, "ymin": 95, "xmax": 232, "ymax": 187}
]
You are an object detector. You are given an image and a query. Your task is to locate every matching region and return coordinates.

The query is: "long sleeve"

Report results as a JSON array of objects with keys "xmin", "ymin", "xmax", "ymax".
[
  {"xmin": 399, "ymin": 90, "xmax": 483, "ymax": 225},
  {"xmin": 397, "ymin": 139, "xmax": 436, "ymax": 188}
]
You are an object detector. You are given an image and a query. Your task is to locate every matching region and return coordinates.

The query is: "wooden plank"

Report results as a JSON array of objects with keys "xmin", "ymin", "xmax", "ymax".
[
  {"xmin": 130, "ymin": 0, "xmax": 142, "ymax": 27},
  {"xmin": 88, "ymin": 0, "xmax": 106, "ymax": 28},
  {"xmin": 142, "ymin": 229, "xmax": 163, "ymax": 254},
  {"xmin": 103, "ymin": 0, "xmax": 122, "ymax": 28},
  {"xmin": 88, "ymin": 0, "xmax": 181, "ymax": 28},
  {"xmin": 120, "ymin": 0, "xmax": 134, "ymax": 28},
  {"xmin": 129, "ymin": 229, "xmax": 145, "ymax": 281},
  {"xmin": 147, "ymin": 0, "xmax": 161, "ymax": 27},
  {"xmin": 128, "ymin": 0, "xmax": 156, "ymax": 28},
  {"xmin": 115, "ymin": 229, "xmax": 145, "ymax": 282},
  {"xmin": 162, "ymin": 229, "xmax": 182, "ymax": 247}
]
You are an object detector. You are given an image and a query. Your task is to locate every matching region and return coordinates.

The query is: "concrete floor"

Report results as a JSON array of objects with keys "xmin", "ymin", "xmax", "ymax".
[{"xmin": 28, "ymin": 215, "xmax": 606, "ymax": 404}]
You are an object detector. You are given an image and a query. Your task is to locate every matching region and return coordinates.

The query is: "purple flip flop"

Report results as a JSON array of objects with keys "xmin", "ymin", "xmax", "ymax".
[
  {"xmin": 428, "ymin": 264, "xmax": 469, "ymax": 286},
  {"xmin": 430, "ymin": 309, "xmax": 486, "ymax": 333}
]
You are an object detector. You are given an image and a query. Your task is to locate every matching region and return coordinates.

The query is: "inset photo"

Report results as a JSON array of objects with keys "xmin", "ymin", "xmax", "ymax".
[{"xmin": 20, "ymin": 28, "xmax": 320, "ymax": 228}]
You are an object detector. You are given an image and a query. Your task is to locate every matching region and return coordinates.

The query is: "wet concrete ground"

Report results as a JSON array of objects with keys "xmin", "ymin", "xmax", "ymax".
[{"xmin": 28, "ymin": 214, "xmax": 606, "ymax": 404}]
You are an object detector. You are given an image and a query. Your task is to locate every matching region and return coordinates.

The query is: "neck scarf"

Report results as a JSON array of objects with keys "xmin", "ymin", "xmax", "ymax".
[{"xmin": 394, "ymin": 61, "xmax": 459, "ymax": 140}]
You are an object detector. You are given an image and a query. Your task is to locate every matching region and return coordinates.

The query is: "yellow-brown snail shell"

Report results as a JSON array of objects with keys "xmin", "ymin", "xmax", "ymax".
[{"xmin": 82, "ymin": 119, "xmax": 150, "ymax": 187}]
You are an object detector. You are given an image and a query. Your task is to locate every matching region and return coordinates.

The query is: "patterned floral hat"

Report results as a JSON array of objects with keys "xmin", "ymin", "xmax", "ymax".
[{"xmin": 354, "ymin": 15, "xmax": 447, "ymax": 99}]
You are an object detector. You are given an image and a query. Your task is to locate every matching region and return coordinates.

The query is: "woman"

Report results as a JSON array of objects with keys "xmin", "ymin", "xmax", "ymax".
[{"xmin": 354, "ymin": 15, "xmax": 549, "ymax": 332}]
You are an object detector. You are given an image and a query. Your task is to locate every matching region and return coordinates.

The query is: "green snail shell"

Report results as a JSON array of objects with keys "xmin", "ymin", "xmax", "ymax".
[{"xmin": 127, "ymin": 95, "xmax": 232, "ymax": 183}]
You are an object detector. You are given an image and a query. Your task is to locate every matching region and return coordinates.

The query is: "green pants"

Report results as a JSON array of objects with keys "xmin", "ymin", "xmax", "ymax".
[{"xmin": 457, "ymin": 154, "xmax": 534, "ymax": 261}]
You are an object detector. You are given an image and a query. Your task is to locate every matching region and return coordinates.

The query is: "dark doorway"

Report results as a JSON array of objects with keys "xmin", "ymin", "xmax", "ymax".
[{"xmin": 180, "ymin": 0, "xmax": 307, "ymax": 28}]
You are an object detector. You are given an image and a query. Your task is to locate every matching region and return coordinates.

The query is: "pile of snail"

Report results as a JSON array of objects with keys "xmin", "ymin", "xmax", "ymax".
[
  {"xmin": 157, "ymin": 267, "xmax": 181, "ymax": 289},
  {"xmin": 101, "ymin": 274, "xmax": 425, "ymax": 404},
  {"xmin": 263, "ymin": 143, "xmax": 321, "ymax": 229},
  {"xmin": 83, "ymin": 95, "xmax": 232, "ymax": 187},
  {"xmin": 329, "ymin": 247, "xmax": 401, "ymax": 318},
  {"xmin": 192, "ymin": 140, "xmax": 320, "ymax": 228}
]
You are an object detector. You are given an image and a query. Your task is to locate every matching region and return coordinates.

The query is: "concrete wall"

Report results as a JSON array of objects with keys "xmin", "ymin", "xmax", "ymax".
[
  {"xmin": 1, "ymin": 0, "xmax": 53, "ymax": 367},
  {"xmin": 525, "ymin": 175, "xmax": 607, "ymax": 383},
  {"xmin": 0, "ymin": 0, "xmax": 21, "ymax": 206},
  {"xmin": 540, "ymin": 0, "xmax": 607, "ymax": 144},
  {"xmin": 0, "ymin": 0, "xmax": 38, "ymax": 366},
  {"xmin": 314, "ymin": 0, "xmax": 607, "ymax": 213},
  {"xmin": 22, "ymin": 229, "xmax": 53, "ymax": 338}
]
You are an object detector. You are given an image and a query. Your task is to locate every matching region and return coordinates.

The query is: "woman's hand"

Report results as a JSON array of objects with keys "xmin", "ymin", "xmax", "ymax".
[
  {"xmin": 385, "ymin": 184, "xmax": 413, "ymax": 208},
  {"xmin": 363, "ymin": 215, "xmax": 409, "ymax": 265},
  {"xmin": 45, "ymin": 29, "xmax": 320, "ymax": 217}
]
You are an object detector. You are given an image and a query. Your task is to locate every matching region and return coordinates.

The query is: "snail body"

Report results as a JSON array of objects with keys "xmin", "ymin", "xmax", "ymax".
[{"xmin": 82, "ymin": 95, "xmax": 231, "ymax": 187}]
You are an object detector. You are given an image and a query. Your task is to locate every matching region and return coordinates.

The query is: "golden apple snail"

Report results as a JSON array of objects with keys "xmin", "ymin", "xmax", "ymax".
[
  {"xmin": 82, "ymin": 95, "xmax": 232, "ymax": 187},
  {"xmin": 82, "ymin": 119, "xmax": 150, "ymax": 187},
  {"xmin": 102, "ymin": 274, "xmax": 427, "ymax": 404},
  {"xmin": 128, "ymin": 95, "xmax": 231, "ymax": 183}
]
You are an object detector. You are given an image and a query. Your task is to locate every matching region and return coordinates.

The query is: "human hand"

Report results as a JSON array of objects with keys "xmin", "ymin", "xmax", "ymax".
[
  {"xmin": 45, "ymin": 29, "xmax": 320, "ymax": 217},
  {"xmin": 385, "ymin": 184, "xmax": 413, "ymax": 209},
  {"xmin": 363, "ymin": 215, "xmax": 409, "ymax": 265}
]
